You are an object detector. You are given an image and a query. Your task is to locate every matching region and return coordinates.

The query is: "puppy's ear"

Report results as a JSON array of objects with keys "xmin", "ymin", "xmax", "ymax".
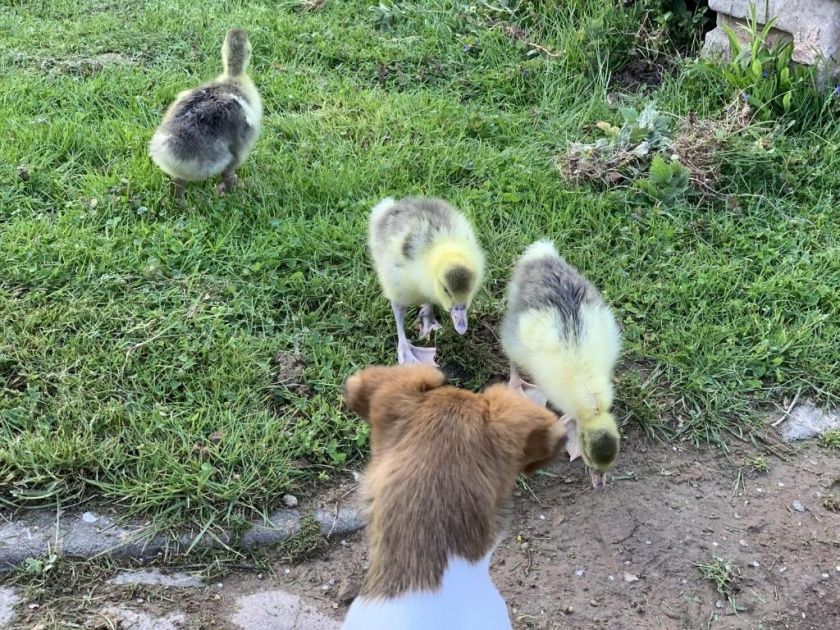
[
  {"xmin": 342, "ymin": 365, "xmax": 445, "ymax": 422},
  {"xmin": 521, "ymin": 421, "xmax": 567, "ymax": 473},
  {"xmin": 484, "ymin": 385, "xmax": 567, "ymax": 473}
]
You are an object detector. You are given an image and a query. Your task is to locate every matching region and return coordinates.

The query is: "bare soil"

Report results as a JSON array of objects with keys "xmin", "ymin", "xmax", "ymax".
[
  {"xmin": 9, "ymin": 435, "xmax": 839, "ymax": 629},
  {"xmin": 270, "ymin": 436, "xmax": 840, "ymax": 630}
]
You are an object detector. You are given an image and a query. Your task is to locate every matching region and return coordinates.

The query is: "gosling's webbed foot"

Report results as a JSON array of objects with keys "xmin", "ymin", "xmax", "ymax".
[
  {"xmin": 416, "ymin": 304, "xmax": 442, "ymax": 340},
  {"xmin": 397, "ymin": 340, "xmax": 437, "ymax": 365},
  {"xmin": 215, "ymin": 172, "xmax": 239, "ymax": 196}
]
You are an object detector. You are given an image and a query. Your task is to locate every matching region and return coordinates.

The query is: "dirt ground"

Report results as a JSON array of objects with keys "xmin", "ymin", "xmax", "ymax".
[
  {"xmin": 270, "ymin": 435, "xmax": 840, "ymax": 630},
  {"xmin": 8, "ymin": 433, "xmax": 840, "ymax": 629}
]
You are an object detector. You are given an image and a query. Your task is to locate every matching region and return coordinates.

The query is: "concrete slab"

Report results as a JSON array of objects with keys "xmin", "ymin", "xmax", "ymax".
[
  {"xmin": 94, "ymin": 606, "xmax": 186, "ymax": 630},
  {"xmin": 704, "ymin": 0, "xmax": 840, "ymax": 76},
  {"xmin": 229, "ymin": 589, "xmax": 340, "ymax": 630},
  {"xmin": 0, "ymin": 586, "xmax": 20, "ymax": 627},
  {"xmin": 109, "ymin": 568, "xmax": 205, "ymax": 588}
]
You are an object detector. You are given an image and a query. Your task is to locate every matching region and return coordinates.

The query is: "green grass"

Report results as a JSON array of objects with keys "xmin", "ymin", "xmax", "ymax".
[
  {"xmin": 697, "ymin": 555, "xmax": 741, "ymax": 604},
  {"xmin": 1, "ymin": 0, "xmax": 838, "ymax": 531}
]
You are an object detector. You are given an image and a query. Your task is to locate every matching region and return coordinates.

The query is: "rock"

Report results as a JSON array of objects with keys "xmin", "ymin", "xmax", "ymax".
[
  {"xmin": 778, "ymin": 404, "xmax": 840, "ymax": 442},
  {"xmin": 314, "ymin": 507, "xmax": 365, "ymax": 537},
  {"xmin": 282, "ymin": 494, "xmax": 299, "ymax": 508},
  {"xmin": 81, "ymin": 512, "xmax": 98, "ymax": 524},
  {"xmin": 109, "ymin": 569, "xmax": 204, "ymax": 588},
  {"xmin": 792, "ymin": 500, "xmax": 806, "ymax": 513},
  {"xmin": 703, "ymin": 1, "xmax": 840, "ymax": 78},
  {"xmin": 590, "ymin": 599, "xmax": 599, "ymax": 607},
  {"xmin": 337, "ymin": 576, "xmax": 362, "ymax": 605},
  {"xmin": 0, "ymin": 587, "xmax": 20, "ymax": 627},
  {"xmin": 624, "ymin": 572, "xmax": 640, "ymax": 583}
]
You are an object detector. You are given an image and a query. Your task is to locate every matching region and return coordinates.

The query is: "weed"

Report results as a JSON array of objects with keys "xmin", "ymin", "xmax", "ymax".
[
  {"xmin": 634, "ymin": 154, "xmax": 690, "ymax": 206},
  {"xmin": 558, "ymin": 103, "xmax": 674, "ymax": 186},
  {"xmin": 697, "ymin": 556, "xmax": 741, "ymax": 602},
  {"xmin": 694, "ymin": 1, "xmax": 834, "ymax": 126},
  {"xmin": 820, "ymin": 429, "xmax": 840, "ymax": 449},
  {"xmin": 747, "ymin": 456, "xmax": 770, "ymax": 473},
  {"xmin": 272, "ymin": 516, "xmax": 327, "ymax": 564}
]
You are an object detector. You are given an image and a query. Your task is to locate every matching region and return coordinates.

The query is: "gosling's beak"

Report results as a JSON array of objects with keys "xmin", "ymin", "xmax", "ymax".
[
  {"xmin": 590, "ymin": 470, "xmax": 607, "ymax": 489},
  {"xmin": 451, "ymin": 305, "xmax": 468, "ymax": 335}
]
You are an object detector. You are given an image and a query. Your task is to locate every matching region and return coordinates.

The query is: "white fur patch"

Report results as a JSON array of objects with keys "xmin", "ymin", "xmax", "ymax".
[{"xmin": 342, "ymin": 554, "xmax": 510, "ymax": 630}]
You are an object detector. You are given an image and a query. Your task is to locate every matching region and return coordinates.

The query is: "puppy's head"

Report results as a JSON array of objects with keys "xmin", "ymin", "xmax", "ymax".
[
  {"xmin": 343, "ymin": 364, "xmax": 445, "ymax": 456},
  {"xmin": 343, "ymin": 365, "xmax": 567, "ymax": 598}
]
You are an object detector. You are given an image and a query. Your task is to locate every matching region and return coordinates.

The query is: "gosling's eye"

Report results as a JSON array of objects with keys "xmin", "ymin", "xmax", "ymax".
[{"xmin": 442, "ymin": 286, "xmax": 451, "ymax": 298}]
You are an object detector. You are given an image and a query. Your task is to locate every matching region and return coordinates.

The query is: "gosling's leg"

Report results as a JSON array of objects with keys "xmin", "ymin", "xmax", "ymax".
[
  {"xmin": 417, "ymin": 304, "xmax": 442, "ymax": 340},
  {"xmin": 215, "ymin": 166, "xmax": 238, "ymax": 195},
  {"xmin": 173, "ymin": 177, "xmax": 186, "ymax": 202},
  {"xmin": 562, "ymin": 415, "xmax": 581, "ymax": 462},
  {"xmin": 393, "ymin": 303, "xmax": 436, "ymax": 365},
  {"xmin": 508, "ymin": 364, "xmax": 547, "ymax": 406}
]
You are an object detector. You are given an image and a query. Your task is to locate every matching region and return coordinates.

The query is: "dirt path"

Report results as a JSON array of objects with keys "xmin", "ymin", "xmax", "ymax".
[{"xmin": 7, "ymin": 436, "xmax": 839, "ymax": 629}]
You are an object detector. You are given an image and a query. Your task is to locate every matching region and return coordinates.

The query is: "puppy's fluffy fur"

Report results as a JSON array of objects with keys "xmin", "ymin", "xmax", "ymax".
[{"xmin": 342, "ymin": 365, "xmax": 567, "ymax": 601}]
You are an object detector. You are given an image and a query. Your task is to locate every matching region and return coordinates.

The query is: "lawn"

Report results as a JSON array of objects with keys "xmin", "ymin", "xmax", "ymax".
[{"xmin": 1, "ymin": 0, "xmax": 838, "ymax": 532}]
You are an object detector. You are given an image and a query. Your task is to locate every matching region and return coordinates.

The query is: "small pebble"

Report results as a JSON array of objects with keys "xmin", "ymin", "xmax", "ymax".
[
  {"xmin": 624, "ymin": 572, "xmax": 639, "ymax": 583},
  {"xmin": 575, "ymin": 568, "xmax": 586, "ymax": 577},
  {"xmin": 739, "ymin": 539, "xmax": 748, "ymax": 547},
  {"xmin": 644, "ymin": 540, "xmax": 651, "ymax": 545},
  {"xmin": 282, "ymin": 494, "xmax": 299, "ymax": 508},
  {"xmin": 563, "ymin": 605, "xmax": 574, "ymax": 614},
  {"xmin": 778, "ymin": 482, "xmax": 785, "ymax": 487},
  {"xmin": 779, "ymin": 567, "xmax": 787, "ymax": 574},
  {"xmin": 791, "ymin": 500, "xmax": 805, "ymax": 512},
  {"xmin": 715, "ymin": 600, "xmax": 724, "ymax": 609},
  {"xmin": 214, "ymin": 594, "xmax": 221, "ymax": 600},
  {"xmin": 607, "ymin": 575, "xmax": 614, "ymax": 581},
  {"xmin": 539, "ymin": 514, "xmax": 545, "ymax": 520},
  {"xmin": 590, "ymin": 599, "xmax": 599, "ymax": 607},
  {"xmin": 750, "ymin": 561, "xmax": 760, "ymax": 568},
  {"xmin": 136, "ymin": 598, "xmax": 144, "ymax": 604},
  {"xmin": 284, "ymin": 569, "xmax": 291, "ymax": 575},
  {"xmin": 820, "ymin": 573, "xmax": 829, "ymax": 579}
]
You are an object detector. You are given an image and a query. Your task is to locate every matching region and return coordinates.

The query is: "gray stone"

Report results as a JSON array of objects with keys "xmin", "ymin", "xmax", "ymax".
[
  {"xmin": 704, "ymin": 0, "xmax": 840, "ymax": 76},
  {"xmin": 0, "ymin": 586, "xmax": 20, "ymax": 627},
  {"xmin": 315, "ymin": 507, "xmax": 365, "ymax": 537},
  {"xmin": 792, "ymin": 500, "xmax": 806, "ymax": 513},
  {"xmin": 109, "ymin": 568, "xmax": 204, "ymax": 588},
  {"xmin": 0, "ymin": 505, "xmax": 365, "ymax": 571},
  {"xmin": 229, "ymin": 589, "xmax": 339, "ymax": 630},
  {"xmin": 240, "ymin": 509, "xmax": 301, "ymax": 549},
  {"xmin": 779, "ymin": 403, "xmax": 840, "ymax": 442}
]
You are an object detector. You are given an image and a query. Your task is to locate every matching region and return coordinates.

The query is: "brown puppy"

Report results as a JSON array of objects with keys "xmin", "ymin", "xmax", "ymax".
[{"xmin": 341, "ymin": 364, "xmax": 567, "ymax": 630}]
